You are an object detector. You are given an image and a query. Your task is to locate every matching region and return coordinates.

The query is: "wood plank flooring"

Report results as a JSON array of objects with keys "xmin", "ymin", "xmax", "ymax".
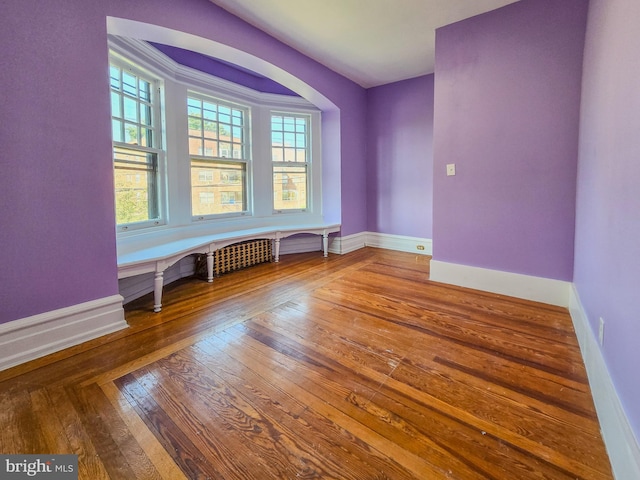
[{"xmin": 0, "ymin": 248, "xmax": 613, "ymax": 479}]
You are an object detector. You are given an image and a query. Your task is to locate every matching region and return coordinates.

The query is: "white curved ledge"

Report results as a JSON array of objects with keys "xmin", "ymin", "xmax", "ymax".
[{"xmin": 117, "ymin": 223, "xmax": 340, "ymax": 312}]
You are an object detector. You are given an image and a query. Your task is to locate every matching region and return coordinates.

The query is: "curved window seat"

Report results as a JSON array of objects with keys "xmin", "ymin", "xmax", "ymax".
[{"xmin": 117, "ymin": 222, "xmax": 340, "ymax": 312}]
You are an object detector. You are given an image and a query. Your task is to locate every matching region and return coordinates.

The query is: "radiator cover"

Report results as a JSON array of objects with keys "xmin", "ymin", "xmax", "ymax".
[{"xmin": 196, "ymin": 239, "xmax": 273, "ymax": 279}]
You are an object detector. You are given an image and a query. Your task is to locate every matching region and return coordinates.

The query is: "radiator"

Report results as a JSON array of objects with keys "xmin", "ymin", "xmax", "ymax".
[{"xmin": 196, "ymin": 239, "xmax": 273, "ymax": 279}]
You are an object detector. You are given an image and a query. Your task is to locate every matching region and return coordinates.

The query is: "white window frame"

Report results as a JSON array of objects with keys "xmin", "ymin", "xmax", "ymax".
[
  {"xmin": 271, "ymin": 112, "xmax": 311, "ymax": 213},
  {"xmin": 109, "ymin": 36, "xmax": 323, "ymax": 244},
  {"xmin": 187, "ymin": 92, "xmax": 251, "ymax": 221},
  {"xmin": 109, "ymin": 52, "xmax": 166, "ymax": 232}
]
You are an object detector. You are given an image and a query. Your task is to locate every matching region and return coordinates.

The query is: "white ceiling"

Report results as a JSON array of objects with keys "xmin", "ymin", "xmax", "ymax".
[{"xmin": 209, "ymin": 0, "xmax": 520, "ymax": 88}]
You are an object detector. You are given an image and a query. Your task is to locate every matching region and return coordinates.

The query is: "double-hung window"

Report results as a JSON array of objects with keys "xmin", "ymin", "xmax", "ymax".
[
  {"xmin": 271, "ymin": 113, "xmax": 310, "ymax": 212},
  {"xmin": 109, "ymin": 61, "xmax": 163, "ymax": 229},
  {"xmin": 188, "ymin": 94, "xmax": 249, "ymax": 218},
  {"xmin": 109, "ymin": 37, "xmax": 323, "ymax": 237}
]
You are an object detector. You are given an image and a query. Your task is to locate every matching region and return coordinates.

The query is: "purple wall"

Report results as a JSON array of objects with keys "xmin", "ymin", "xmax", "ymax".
[
  {"xmin": 367, "ymin": 75, "xmax": 434, "ymax": 238},
  {"xmin": 0, "ymin": 0, "xmax": 367, "ymax": 324},
  {"xmin": 0, "ymin": 0, "xmax": 119, "ymax": 322},
  {"xmin": 433, "ymin": 0, "xmax": 588, "ymax": 280},
  {"xmin": 575, "ymin": 0, "xmax": 640, "ymax": 441}
]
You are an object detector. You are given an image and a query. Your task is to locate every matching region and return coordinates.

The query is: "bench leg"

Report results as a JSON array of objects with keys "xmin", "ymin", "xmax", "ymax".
[
  {"xmin": 206, "ymin": 251, "xmax": 214, "ymax": 283},
  {"xmin": 154, "ymin": 271, "xmax": 164, "ymax": 312},
  {"xmin": 323, "ymin": 233, "xmax": 329, "ymax": 258}
]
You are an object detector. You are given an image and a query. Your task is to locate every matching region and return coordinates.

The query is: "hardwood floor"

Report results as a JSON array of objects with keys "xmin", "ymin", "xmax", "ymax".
[{"xmin": 0, "ymin": 248, "xmax": 613, "ymax": 479}]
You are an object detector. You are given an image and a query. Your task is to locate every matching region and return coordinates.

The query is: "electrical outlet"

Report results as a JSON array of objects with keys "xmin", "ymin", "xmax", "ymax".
[
  {"xmin": 598, "ymin": 317, "xmax": 605, "ymax": 346},
  {"xmin": 446, "ymin": 163, "xmax": 456, "ymax": 176},
  {"xmin": 416, "ymin": 245, "xmax": 425, "ymax": 251}
]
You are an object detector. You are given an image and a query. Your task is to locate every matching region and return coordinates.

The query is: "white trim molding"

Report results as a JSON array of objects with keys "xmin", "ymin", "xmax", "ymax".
[
  {"xmin": 366, "ymin": 232, "xmax": 432, "ymax": 255},
  {"xmin": 109, "ymin": 35, "xmax": 318, "ymax": 110},
  {"xmin": 0, "ymin": 295, "xmax": 127, "ymax": 372},
  {"xmin": 429, "ymin": 260, "xmax": 571, "ymax": 307},
  {"xmin": 330, "ymin": 232, "xmax": 432, "ymax": 256},
  {"xmin": 329, "ymin": 232, "xmax": 367, "ymax": 255},
  {"xmin": 569, "ymin": 286, "xmax": 640, "ymax": 480}
]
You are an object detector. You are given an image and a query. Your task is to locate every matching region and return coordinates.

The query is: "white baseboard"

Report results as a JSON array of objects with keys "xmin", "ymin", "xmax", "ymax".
[
  {"xmin": 569, "ymin": 286, "xmax": 640, "ymax": 480},
  {"xmin": 429, "ymin": 260, "xmax": 571, "ymax": 307},
  {"xmin": 330, "ymin": 232, "xmax": 432, "ymax": 256},
  {"xmin": 329, "ymin": 232, "xmax": 368, "ymax": 255},
  {"xmin": 366, "ymin": 232, "xmax": 432, "ymax": 255},
  {"xmin": 0, "ymin": 295, "xmax": 127, "ymax": 371}
]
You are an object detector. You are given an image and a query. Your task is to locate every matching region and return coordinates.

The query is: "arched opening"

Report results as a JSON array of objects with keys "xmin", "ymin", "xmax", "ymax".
[{"xmin": 106, "ymin": 17, "xmax": 341, "ymax": 226}]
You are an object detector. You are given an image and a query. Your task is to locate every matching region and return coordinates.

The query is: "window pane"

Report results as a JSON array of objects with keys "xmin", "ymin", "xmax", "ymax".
[
  {"xmin": 284, "ymin": 132, "xmax": 295, "ymax": 147},
  {"xmin": 191, "ymin": 159, "xmax": 246, "ymax": 216},
  {"xmin": 188, "ymin": 95, "xmax": 247, "ymax": 162},
  {"xmin": 124, "ymin": 123, "xmax": 138, "ymax": 144},
  {"xmin": 139, "ymin": 127, "xmax": 152, "ymax": 148},
  {"xmin": 110, "ymin": 66, "xmax": 121, "ymax": 90},
  {"xmin": 123, "ymin": 97, "xmax": 137, "ymax": 122},
  {"xmin": 113, "ymin": 148, "xmax": 158, "ymax": 224},
  {"xmin": 114, "ymin": 179, "xmax": 151, "ymax": 224},
  {"xmin": 232, "ymin": 110, "xmax": 243, "ymax": 126},
  {"xmin": 284, "ymin": 148, "xmax": 295, "ymax": 162},
  {"xmin": 140, "ymin": 104, "xmax": 151, "ymax": 126},
  {"xmin": 273, "ymin": 165, "xmax": 307, "ymax": 210},
  {"xmin": 122, "ymin": 72, "xmax": 137, "ymax": 96},
  {"xmin": 189, "ymin": 137, "xmax": 203, "ymax": 156},
  {"xmin": 232, "ymin": 126, "xmax": 242, "ymax": 143},
  {"xmin": 204, "ymin": 139, "xmax": 217, "ymax": 156},
  {"xmin": 109, "ymin": 61, "xmax": 161, "ymax": 228},
  {"xmin": 188, "ymin": 95, "xmax": 249, "ymax": 216},
  {"xmin": 203, "ymin": 102, "xmax": 217, "ymax": 120},
  {"xmin": 189, "ymin": 116, "xmax": 202, "ymax": 134},
  {"xmin": 112, "ymin": 119, "xmax": 123, "ymax": 143},
  {"xmin": 110, "ymin": 64, "xmax": 158, "ymax": 150},
  {"xmin": 271, "ymin": 114, "xmax": 309, "ymax": 210},
  {"xmin": 138, "ymin": 80, "xmax": 151, "ymax": 102},
  {"xmin": 110, "ymin": 92, "xmax": 121, "ymax": 117},
  {"xmin": 204, "ymin": 120, "xmax": 217, "ymax": 138},
  {"xmin": 283, "ymin": 117, "xmax": 295, "ymax": 132},
  {"xmin": 219, "ymin": 142, "xmax": 230, "ymax": 158}
]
